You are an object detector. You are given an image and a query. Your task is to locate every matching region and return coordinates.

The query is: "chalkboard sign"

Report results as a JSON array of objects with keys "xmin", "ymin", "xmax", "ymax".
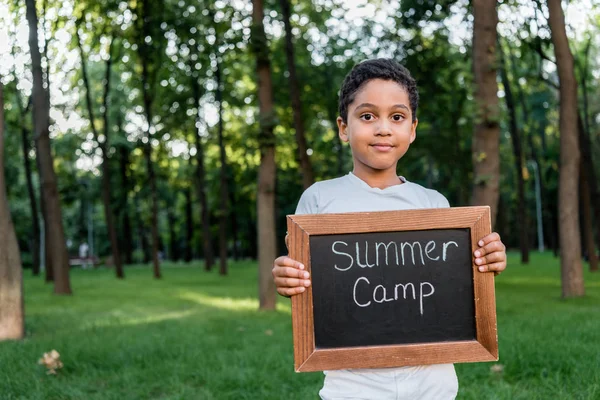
[{"xmin": 287, "ymin": 206, "xmax": 498, "ymax": 372}]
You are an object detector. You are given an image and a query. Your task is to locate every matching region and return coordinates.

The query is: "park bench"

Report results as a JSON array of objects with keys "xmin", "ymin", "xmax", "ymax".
[{"xmin": 68, "ymin": 256, "xmax": 100, "ymax": 268}]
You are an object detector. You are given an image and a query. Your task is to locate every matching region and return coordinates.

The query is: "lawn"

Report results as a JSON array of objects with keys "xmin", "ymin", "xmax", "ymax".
[{"xmin": 0, "ymin": 252, "xmax": 599, "ymax": 400}]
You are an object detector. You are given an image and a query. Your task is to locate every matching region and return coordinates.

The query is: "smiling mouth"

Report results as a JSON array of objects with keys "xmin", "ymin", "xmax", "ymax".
[{"xmin": 371, "ymin": 143, "xmax": 394, "ymax": 151}]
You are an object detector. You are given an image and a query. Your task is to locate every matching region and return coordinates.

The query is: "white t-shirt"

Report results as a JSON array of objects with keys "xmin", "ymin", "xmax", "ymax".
[
  {"xmin": 295, "ymin": 172, "xmax": 450, "ymax": 215},
  {"xmin": 294, "ymin": 172, "xmax": 458, "ymax": 400}
]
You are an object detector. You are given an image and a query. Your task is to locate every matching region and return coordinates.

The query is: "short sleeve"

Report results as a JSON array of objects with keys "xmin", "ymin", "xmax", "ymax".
[
  {"xmin": 295, "ymin": 183, "xmax": 319, "ymax": 215},
  {"xmin": 435, "ymin": 192, "xmax": 451, "ymax": 208}
]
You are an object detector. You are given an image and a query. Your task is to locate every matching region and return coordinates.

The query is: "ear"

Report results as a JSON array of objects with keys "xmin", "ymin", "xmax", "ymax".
[
  {"xmin": 409, "ymin": 118, "xmax": 418, "ymax": 143},
  {"xmin": 337, "ymin": 117, "xmax": 349, "ymax": 143}
]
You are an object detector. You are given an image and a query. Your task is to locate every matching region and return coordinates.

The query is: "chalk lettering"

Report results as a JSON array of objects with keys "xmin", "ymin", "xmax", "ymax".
[
  {"xmin": 356, "ymin": 241, "xmax": 376, "ymax": 268},
  {"xmin": 353, "ymin": 277, "xmax": 371, "ymax": 307},
  {"xmin": 352, "ymin": 277, "xmax": 436, "ymax": 314},
  {"xmin": 373, "ymin": 285, "xmax": 394, "ymax": 303},
  {"xmin": 332, "ymin": 241, "xmax": 353, "ymax": 271},
  {"xmin": 394, "ymin": 282, "xmax": 416, "ymax": 300},
  {"xmin": 443, "ymin": 241, "xmax": 458, "ymax": 261},
  {"xmin": 401, "ymin": 242, "xmax": 425, "ymax": 265},
  {"xmin": 375, "ymin": 241, "xmax": 399, "ymax": 266},
  {"xmin": 419, "ymin": 282, "xmax": 435, "ymax": 315},
  {"xmin": 332, "ymin": 239, "xmax": 461, "ymax": 271},
  {"xmin": 425, "ymin": 240, "xmax": 439, "ymax": 261}
]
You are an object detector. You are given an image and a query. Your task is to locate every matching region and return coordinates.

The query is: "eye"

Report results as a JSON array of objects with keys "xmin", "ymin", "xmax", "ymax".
[
  {"xmin": 392, "ymin": 114, "xmax": 405, "ymax": 121},
  {"xmin": 360, "ymin": 113, "xmax": 375, "ymax": 121}
]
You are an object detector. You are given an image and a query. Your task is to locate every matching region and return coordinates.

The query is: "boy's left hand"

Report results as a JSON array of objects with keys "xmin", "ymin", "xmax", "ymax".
[{"xmin": 474, "ymin": 232, "xmax": 506, "ymax": 275}]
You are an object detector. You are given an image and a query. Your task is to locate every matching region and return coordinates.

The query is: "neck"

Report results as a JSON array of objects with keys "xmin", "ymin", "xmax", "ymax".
[{"xmin": 352, "ymin": 169, "xmax": 402, "ymax": 189}]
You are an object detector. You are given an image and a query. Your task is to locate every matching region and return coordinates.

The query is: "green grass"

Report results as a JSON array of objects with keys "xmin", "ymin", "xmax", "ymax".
[{"xmin": 0, "ymin": 252, "xmax": 599, "ymax": 399}]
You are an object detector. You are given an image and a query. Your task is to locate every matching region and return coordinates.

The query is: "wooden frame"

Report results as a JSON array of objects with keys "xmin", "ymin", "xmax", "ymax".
[{"xmin": 286, "ymin": 206, "xmax": 497, "ymax": 372}]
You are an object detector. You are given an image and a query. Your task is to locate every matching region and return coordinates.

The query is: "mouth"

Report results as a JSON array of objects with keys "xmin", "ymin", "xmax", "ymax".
[{"xmin": 371, "ymin": 143, "xmax": 394, "ymax": 152}]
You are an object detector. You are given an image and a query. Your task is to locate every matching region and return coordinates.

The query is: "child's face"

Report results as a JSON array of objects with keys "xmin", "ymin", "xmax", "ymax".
[{"xmin": 337, "ymin": 79, "xmax": 417, "ymax": 179}]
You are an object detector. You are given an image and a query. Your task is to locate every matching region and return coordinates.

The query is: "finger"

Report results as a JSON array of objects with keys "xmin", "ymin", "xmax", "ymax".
[
  {"xmin": 474, "ymin": 251, "xmax": 505, "ymax": 267},
  {"xmin": 474, "ymin": 240, "xmax": 505, "ymax": 258},
  {"xmin": 476, "ymin": 232, "xmax": 501, "ymax": 248},
  {"xmin": 277, "ymin": 286, "xmax": 308, "ymax": 297},
  {"xmin": 476, "ymin": 261, "xmax": 506, "ymax": 274},
  {"xmin": 274, "ymin": 256, "xmax": 305, "ymax": 270},
  {"xmin": 274, "ymin": 276, "xmax": 311, "ymax": 289},
  {"xmin": 272, "ymin": 266, "xmax": 310, "ymax": 280}
]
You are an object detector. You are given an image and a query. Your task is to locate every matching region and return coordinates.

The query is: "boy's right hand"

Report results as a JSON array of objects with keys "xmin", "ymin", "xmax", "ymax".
[{"xmin": 272, "ymin": 256, "xmax": 311, "ymax": 297}]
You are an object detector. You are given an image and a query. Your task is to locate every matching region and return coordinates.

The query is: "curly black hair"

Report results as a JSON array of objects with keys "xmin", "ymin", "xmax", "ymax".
[{"xmin": 338, "ymin": 59, "xmax": 419, "ymax": 123}]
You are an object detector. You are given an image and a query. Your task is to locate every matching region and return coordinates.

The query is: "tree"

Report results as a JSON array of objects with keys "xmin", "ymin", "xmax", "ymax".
[
  {"xmin": 499, "ymin": 41, "xmax": 529, "ymax": 264},
  {"xmin": 547, "ymin": 0, "xmax": 584, "ymax": 297},
  {"xmin": 75, "ymin": 24, "xmax": 124, "ymax": 278},
  {"xmin": 117, "ymin": 139, "xmax": 134, "ymax": 264},
  {"xmin": 252, "ymin": 0, "xmax": 278, "ymax": 310},
  {"xmin": 184, "ymin": 184, "xmax": 193, "ymax": 262},
  {"xmin": 191, "ymin": 75, "xmax": 214, "ymax": 270},
  {"xmin": 215, "ymin": 57, "xmax": 229, "ymax": 276},
  {"xmin": 8, "ymin": 22, "xmax": 41, "ymax": 276},
  {"xmin": 212, "ymin": 10, "xmax": 229, "ymax": 276},
  {"xmin": 0, "ymin": 81, "xmax": 25, "ymax": 341},
  {"xmin": 25, "ymin": 0, "xmax": 71, "ymax": 294},
  {"xmin": 580, "ymin": 156, "xmax": 598, "ymax": 271},
  {"xmin": 14, "ymin": 90, "xmax": 40, "ymax": 276},
  {"xmin": 471, "ymin": 0, "xmax": 500, "ymax": 227},
  {"xmin": 575, "ymin": 39, "xmax": 600, "ymax": 265},
  {"xmin": 135, "ymin": 0, "xmax": 162, "ymax": 278},
  {"xmin": 279, "ymin": 0, "xmax": 314, "ymax": 190}
]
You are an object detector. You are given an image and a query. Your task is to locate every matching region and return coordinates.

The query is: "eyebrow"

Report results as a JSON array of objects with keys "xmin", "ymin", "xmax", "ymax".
[{"xmin": 354, "ymin": 103, "xmax": 410, "ymax": 112}]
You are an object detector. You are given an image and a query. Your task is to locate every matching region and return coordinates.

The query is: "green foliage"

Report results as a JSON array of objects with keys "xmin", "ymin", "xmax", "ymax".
[{"xmin": 1, "ymin": 0, "xmax": 599, "ymax": 261}]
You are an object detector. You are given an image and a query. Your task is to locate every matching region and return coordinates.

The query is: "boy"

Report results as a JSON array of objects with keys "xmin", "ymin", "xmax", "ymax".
[{"xmin": 272, "ymin": 58, "xmax": 506, "ymax": 399}]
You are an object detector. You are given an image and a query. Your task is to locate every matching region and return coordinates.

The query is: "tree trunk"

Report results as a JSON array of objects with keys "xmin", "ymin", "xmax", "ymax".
[
  {"xmin": 279, "ymin": 0, "xmax": 314, "ymax": 189},
  {"xmin": 37, "ymin": 3, "xmax": 52, "ymax": 282},
  {"xmin": 143, "ymin": 143, "xmax": 161, "ymax": 278},
  {"xmin": 471, "ymin": 0, "xmax": 500, "ymax": 228},
  {"xmin": 0, "ymin": 82, "xmax": 25, "ymax": 341},
  {"xmin": 76, "ymin": 29, "xmax": 124, "ymax": 278},
  {"xmin": 247, "ymin": 219, "xmax": 258, "ymax": 259},
  {"xmin": 168, "ymin": 206, "xmax": 178, "ymax": 261},
  {"xmin": 324, "ymin": 63, "xmax": 345, "ymax": 179},
  {"xmin": 548, "ymin": 0, "xmax": 584, "ymax": 297},
  {"xmin": 191, "ymin": 76, "xmax": 214, "ymax": 270},
  {"xmin": 579, "ymin": 42, "xmax": 600, "ymax": 253},
  {"xmin": 229, "ymin": 187, "xmax": 240, "ymax": 260},
  {"xmin": 495, "ymin": 195, "xmax": 509, "ymax": 247},
  {"xmin": 26, "ymin": 0, "xmax": 71, "ymax": 294},
  {"xmin": 451, "ymin": 94, "xmax": 469, "ymax": 206},
  {"xmin": 101, "ymin": 39, "xmax": 124, "ymax": 277},
  {"xmin": 579, "ymin": 37, "xmax": 592, "ymax": 145},
  {"xmin": 184, "ymin": 187, "xmax": 193, "ymax": 262},
  {"xmin": 39, "ymin": 177, "xmax": 52, "ymax": 282},
  {"xmin": 580, "ymin": 165, "xmax": 598, "ymax": 271},
  {"xmin": 134, "ymin": 192, "xmax": 151, "ymax": 264},
  {"xmin": 17, "ymin": 96, "xmax": 41, "ymax": 276},
  {"xmin": 499, "ymin": 43, "xmax": 529, "ymax": 263},
  {"xmin": 215, "ymin": 57, "xmax": 228, "ymax": 276},
  {"xmin": 508, "ymin": 47, "xmax": 555, "ymax": 254},
  {"xmin": 578, "ymin": 116, "xmax": 598, "ymax": 271},
  {"xmin": 252, "ymin": 0, "xmax": 277, "ymax": 310},
  {"xmin": 118, "ymin": 144, "xmax": 133, "ymax": 264},
  {"xmin": 578, "ymin": 113, "xmax": 600, "ymax": 256},
  {"xmin": 137, "ymin": 0, "xmax": 161, "ymax": 279}
]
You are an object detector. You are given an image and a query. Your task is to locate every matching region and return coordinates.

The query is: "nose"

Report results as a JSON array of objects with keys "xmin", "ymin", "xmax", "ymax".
[{"xmin": 376, "ymin": 119, "xmax": 392, "ymax": 136}]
